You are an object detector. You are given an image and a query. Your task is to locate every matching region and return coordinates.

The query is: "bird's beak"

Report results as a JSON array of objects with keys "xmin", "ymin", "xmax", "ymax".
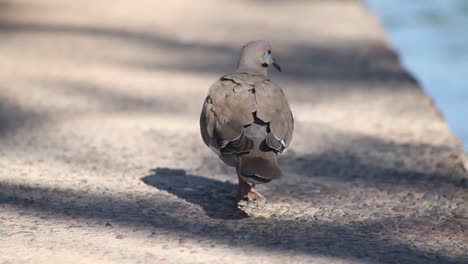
[
  {"xmin": 264, "ymin": 53, "xmax": 282, "ymax": 72},
  {"xmin": 272, "ymin": 60, "xmax": 282, "ymax": 72}
]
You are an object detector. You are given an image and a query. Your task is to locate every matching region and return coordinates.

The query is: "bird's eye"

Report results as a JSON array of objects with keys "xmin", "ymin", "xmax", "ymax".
[{"xmin": 267, "ymin": 50, "xmax": 271, "ymax": 54}]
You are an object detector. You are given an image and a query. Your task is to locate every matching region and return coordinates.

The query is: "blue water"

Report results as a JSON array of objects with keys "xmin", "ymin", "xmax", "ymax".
[{"xmin": 367, "ymin": 0, "xmax": 468, "ymax": 149}]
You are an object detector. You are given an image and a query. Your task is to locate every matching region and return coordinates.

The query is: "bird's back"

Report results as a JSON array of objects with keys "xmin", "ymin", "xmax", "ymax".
[{"xmin": 200, "ymin": 72, "xmax": 293, "ymax": 181}]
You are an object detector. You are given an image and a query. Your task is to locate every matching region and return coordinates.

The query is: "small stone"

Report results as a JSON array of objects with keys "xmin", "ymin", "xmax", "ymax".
[{"xmin": 115, "ymin": 235, "xmax": 124, "ymax": 239}]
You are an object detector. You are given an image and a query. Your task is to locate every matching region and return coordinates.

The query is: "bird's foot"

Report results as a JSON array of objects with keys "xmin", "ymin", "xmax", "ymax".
[
  {"xmin": 237, "ymin": 186, "xmax": 266, "ymax": 209},
  {"xmin": 247, "ymin": 187, "xmax": 266, "ymax": 202}
]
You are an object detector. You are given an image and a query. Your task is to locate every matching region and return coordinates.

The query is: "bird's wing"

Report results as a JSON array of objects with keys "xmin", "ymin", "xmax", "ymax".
[
  {"xmin": 254, "ymin": 79, "xmax": 294, "ymax": 152},
  {"xmin": 200, "ymin": 73, "xmax": 261, "ymax": 155}
]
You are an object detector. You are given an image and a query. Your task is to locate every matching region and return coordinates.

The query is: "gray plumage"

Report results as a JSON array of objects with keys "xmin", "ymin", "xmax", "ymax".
[{"xmin": 200, "ymin": 40, "xmax": 294, "ymax": 201}]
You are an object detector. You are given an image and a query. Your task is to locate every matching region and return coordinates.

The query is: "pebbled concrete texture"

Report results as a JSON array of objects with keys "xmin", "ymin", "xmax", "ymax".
[{"xmin": 0, "ymin": 0, "xmax": 467, "ymax": 263}]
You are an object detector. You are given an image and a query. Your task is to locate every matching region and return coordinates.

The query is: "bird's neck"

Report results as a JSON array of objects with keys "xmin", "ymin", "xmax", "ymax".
[{"xmin": 236, "ymin": 64, "xmax": 268, "ymax": 76}]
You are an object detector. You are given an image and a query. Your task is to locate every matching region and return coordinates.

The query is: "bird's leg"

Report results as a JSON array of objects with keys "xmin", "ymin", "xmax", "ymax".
[
  {"xmin": 236, "ymin": 174, "xmax": 266, "ymax": 205},
  {"xmin": 247, "ymin": 183, "xmax": 266, "ymax": 201},
  {"xmin": 236, "ymin": 174, "xmax": 252, "ymax": 203}
]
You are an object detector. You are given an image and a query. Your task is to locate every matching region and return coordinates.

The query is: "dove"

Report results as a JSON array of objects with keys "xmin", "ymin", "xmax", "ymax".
[{"xmin": 200, "ymin": 40, "xmax": 294, "ymax": 205}]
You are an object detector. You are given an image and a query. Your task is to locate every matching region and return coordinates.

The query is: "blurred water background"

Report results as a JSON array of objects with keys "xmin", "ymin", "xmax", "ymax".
[{"xmin": 367, "ymin": 0, "xmax": 468, "ymax": 150}]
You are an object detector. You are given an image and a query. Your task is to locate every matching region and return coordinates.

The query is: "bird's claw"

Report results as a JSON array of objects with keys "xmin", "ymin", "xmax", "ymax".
[{"xmin": 237, "ymin": 187, "xmax": 267, "ymax": 209}]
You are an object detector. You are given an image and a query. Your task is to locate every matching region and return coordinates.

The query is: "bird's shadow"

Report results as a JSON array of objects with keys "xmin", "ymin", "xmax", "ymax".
[{"xmin": 141, "ymin": 168, "xmax": 247, "ymax": 220}]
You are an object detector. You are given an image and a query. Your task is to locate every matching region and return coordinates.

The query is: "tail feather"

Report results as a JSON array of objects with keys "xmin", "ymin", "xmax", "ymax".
[
  {"xmin": 239, "ymin": 148, "xmax": 282, "ymax": 183},
  {"xmin": 238, "ymin": 120, "xmax": 283, "ymax": 183}
]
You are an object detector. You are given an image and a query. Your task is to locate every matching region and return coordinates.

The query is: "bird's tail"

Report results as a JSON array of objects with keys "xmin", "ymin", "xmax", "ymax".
[{"xmin": 238, "ymin": 143, "xmax": 282, "ymax": 184}]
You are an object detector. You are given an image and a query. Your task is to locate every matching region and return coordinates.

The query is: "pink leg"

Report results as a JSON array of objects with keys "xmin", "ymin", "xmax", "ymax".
[
  {"xmin": 247, "ymin": 184, "xmax": 266, "ymax": 201},
  {"xmin": 237, "ymin": 175, "xmax": 252, "ymax": 202},
  {"xmin": 236, "ymin": 173, "xmax": 266, "ymax": 204}
]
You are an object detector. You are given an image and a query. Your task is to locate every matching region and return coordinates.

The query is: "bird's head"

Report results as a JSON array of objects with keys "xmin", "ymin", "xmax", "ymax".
[{"xmin": 237, "ymin": 40, "xmax": 281, "ymax": 75}]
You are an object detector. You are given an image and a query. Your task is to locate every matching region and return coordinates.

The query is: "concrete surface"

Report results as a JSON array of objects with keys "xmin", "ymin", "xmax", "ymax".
[{"xmin": 0, "ymin": 0, "xmax": 467, "ymax": 263}]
